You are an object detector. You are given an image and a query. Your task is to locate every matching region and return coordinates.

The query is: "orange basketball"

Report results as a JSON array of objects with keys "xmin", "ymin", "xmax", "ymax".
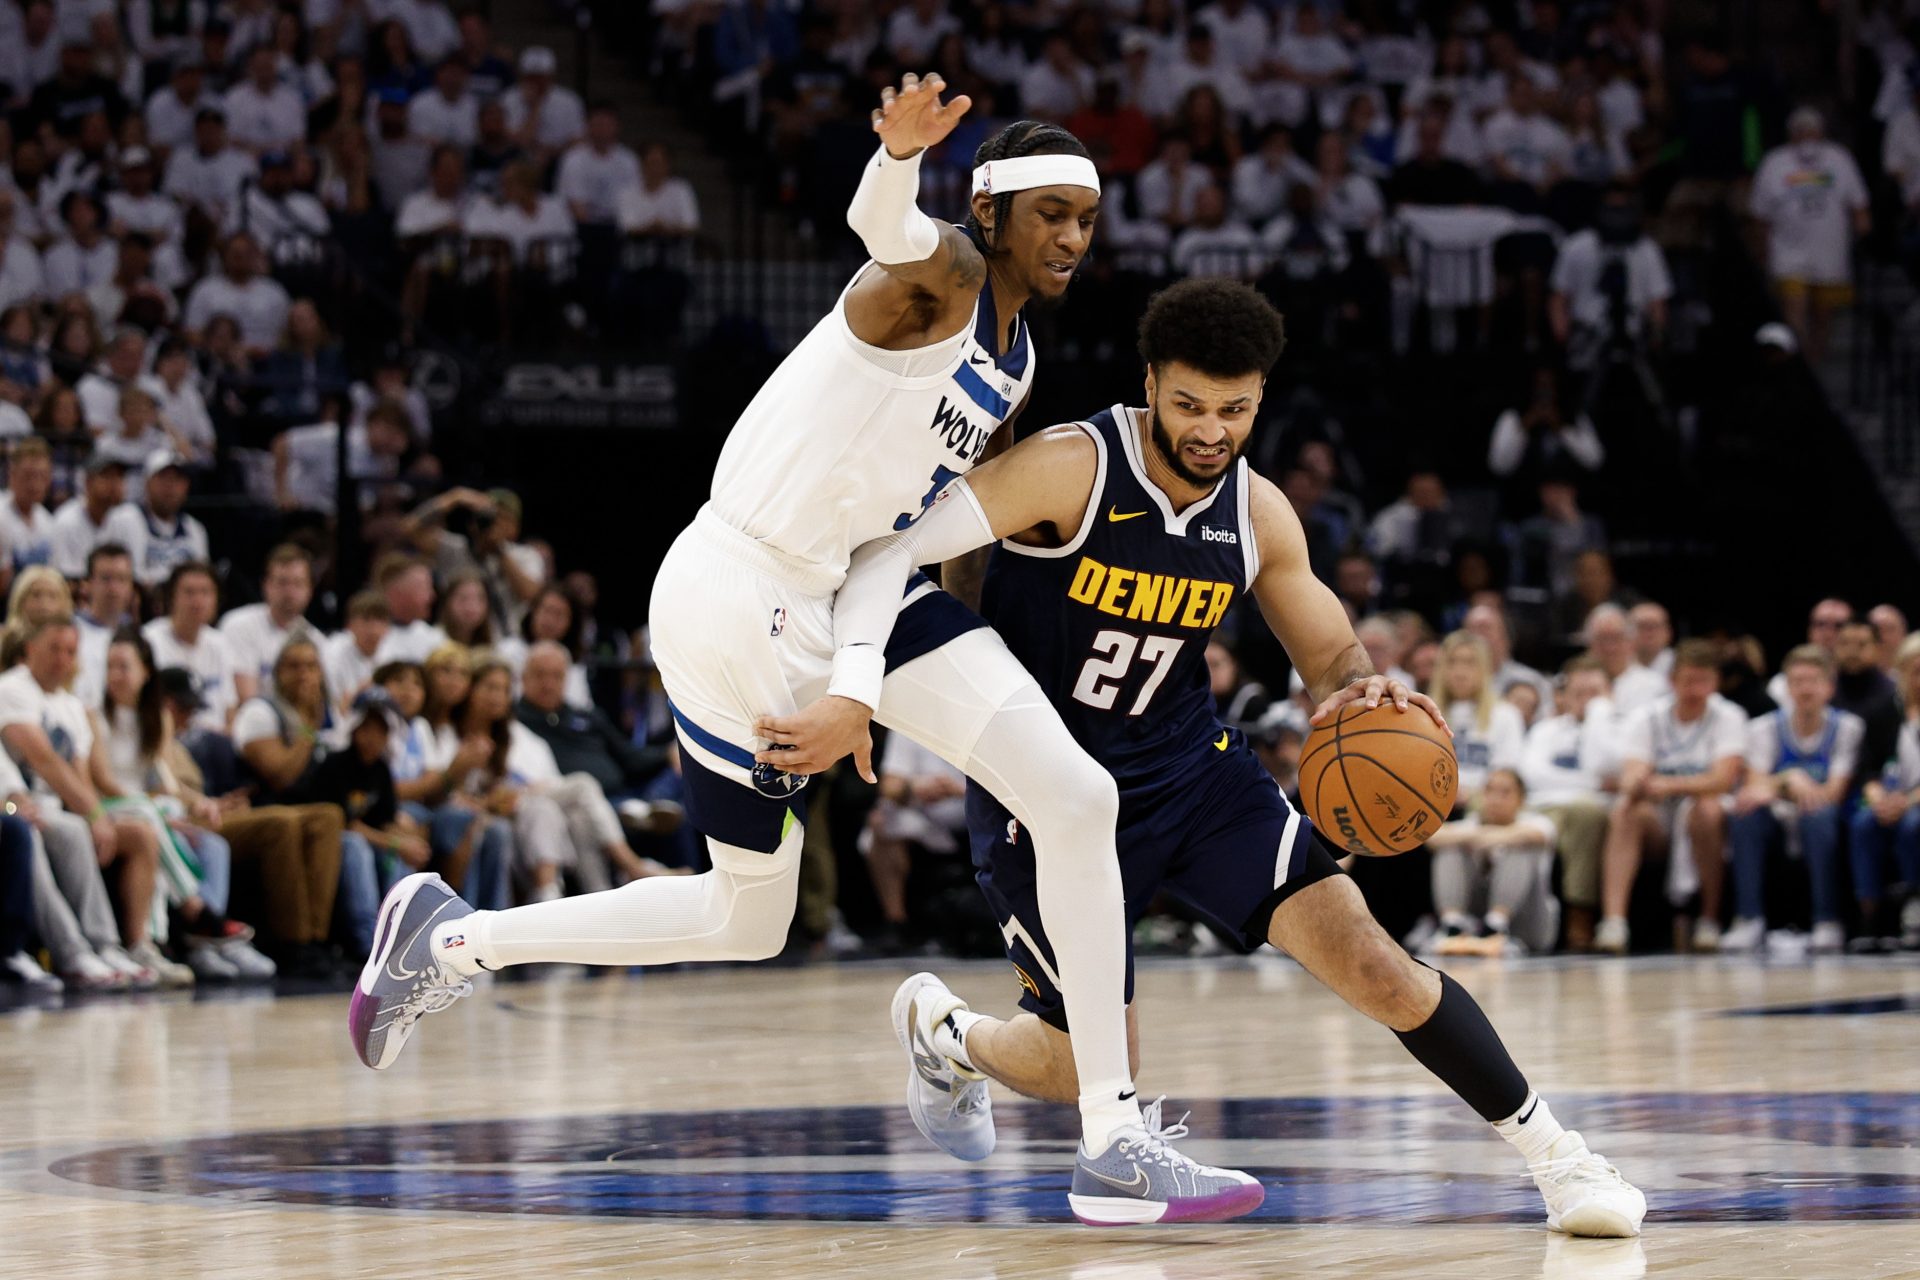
[{"xmin": 1300, "ymin": 701, "xmax": 1456, "ymax": 857}]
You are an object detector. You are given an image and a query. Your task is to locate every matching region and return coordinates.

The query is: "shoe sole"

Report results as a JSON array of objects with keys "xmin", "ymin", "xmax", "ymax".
[
  {"xmin": 349, "ymin": 872, "xmax": 450, "ymax": 1070},
  {"xmin": 1070, "ymin": 1180, "xmax": 1266, "ymax": 1226},
  {"xmin": 891, "ymin": 972, "xmax": 994, "ymax": 1163},
  {"xmin": 1551, "ymin": 1202, "xmax": 1643, "ymax": 1237}
]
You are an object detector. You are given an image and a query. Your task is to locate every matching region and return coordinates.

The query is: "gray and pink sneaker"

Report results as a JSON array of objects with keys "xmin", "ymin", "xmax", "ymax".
[
  {"xmin": 1068, "ymin": 1097, "xmax": 1265, "ymax": 1225},
  {"xmin": 348, "ymin": 873, "xmax": 476, "ymax": 1070}
]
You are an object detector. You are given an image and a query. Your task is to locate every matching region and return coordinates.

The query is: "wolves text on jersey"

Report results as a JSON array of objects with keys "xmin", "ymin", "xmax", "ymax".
[{"xmin": 929, "ymin": 395, "xmax": 996, "ymax": 467}]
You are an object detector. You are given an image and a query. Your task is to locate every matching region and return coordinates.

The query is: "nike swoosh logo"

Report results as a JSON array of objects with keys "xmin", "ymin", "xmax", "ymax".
[
  {"xmin": 910, "ymin": 1023, "xmax": 954, "ymax": 1092},
  {"xmin": 385, "ymin": 897, "xmax": 456, "ymax": 984},
  {"xmin": 968, "ymin": 352, "xmax": 991, "ymax": 367},
  {"xmin": 1108, "ymin": 506, "xmax": 1146, "ymax": 523},
  {"xmin": 1214, "ymin": 732, "xmax": 1230, "ymax": 751},
  {"xmin": 1518, "ymin": 1098, "xmax": 1539, "ymax": 1126},
  {"xmin": 1085, "ymin": 1162, "xmax": 1150, "ymax": 1194}
]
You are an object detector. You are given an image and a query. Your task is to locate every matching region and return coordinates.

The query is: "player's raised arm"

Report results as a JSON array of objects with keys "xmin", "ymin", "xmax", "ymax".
[
  {"xmin": 752, "ymin": 426, "xmax": 1100, "ymax": 775},
  {"xmin": 1246, "ymin": 475, "xmax": 1450, "ymax": 735},
  {"xmin": 841, "ymin": 72, "xmax": 985, "ymax": 345}
]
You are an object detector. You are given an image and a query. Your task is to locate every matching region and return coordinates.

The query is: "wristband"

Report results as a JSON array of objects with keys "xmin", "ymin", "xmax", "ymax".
[{"xmin": 826, "ymin": 645, "xmax": 887, "ymax": 716}]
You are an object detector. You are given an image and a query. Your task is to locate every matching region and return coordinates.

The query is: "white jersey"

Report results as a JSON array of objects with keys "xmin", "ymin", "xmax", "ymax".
[{"xmin": 706, "ymin": 256, "xmax": 1038, "ymax": 588}]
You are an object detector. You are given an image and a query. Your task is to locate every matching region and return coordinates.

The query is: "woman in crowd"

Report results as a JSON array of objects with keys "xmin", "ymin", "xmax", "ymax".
[
  {"xmin": 1426, "ymin": 630, "xmax": 1527, "ymax": 812},
  {"xmin": 376, "ymin": 658, "xmax": 511, "ymax": 911},
  {"xmin": 1425, "ymin": 768, "xmax": 1561, "ymax": 954},
  {"xmin": 46, "ymin": 308, "xmax": 102, "ymax": 387},
  {"xmin": 0, "ymin": 305, "xmax": 50, "ymax": 408},
  {"xmin": 436, "ymin": 570, "xmax": 499, "ymax": 652},
  {"xmin": 99, "ymin": 629, "xmax": 276, "ymax": 980}
]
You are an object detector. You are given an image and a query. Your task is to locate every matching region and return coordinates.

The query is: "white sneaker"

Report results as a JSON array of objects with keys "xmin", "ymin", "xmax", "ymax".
[
  {"xmin": 3, "ymin": 950, "xmax": 61, "ymax": 992},
  {"xmin": 127, "ymin": 939, "xmax": 196, "ymax": 988},
  {"xmin": 1809, "ymin": 921, "xmax": 1846, "ymax": 953},
  {"xmin": 1902, "ymin": 899, "xmax": 1920, "ymax": 949},
  {"xmin": 98, "ymin": 944, "xmax": 160, "ymax": 990},
  {"xmin": 1720, "ymin": 917, "xmax": 1765, "ymax": 953},
  {"xmin": 1691, "ymin": 919, "xmax": 1722, "ymax": 952},
  {"xmin": 220, "ymin": 938, "xmax": 278, "ymax": 980},
  {"xmin": 1594, "ymin": 918, "xmax": 1630, "ymax": 955},
  {"xmin": 60, "ymin": 951, "xmax": 124, "ymax": 991},
  {"xmin": 187, "ymin": 943, "xmax": 241, "ymax": 981},
  {"xmin": 1532, "ymin": 1131, "xmax": 1646, "ymax": 1237},
  {"xmin": 891, "ymin": 971, "xmax": 994, "ymax": 1162}
]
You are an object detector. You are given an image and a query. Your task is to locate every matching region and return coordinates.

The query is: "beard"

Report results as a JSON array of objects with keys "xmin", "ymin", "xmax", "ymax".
[{"xmin": 1149, "ymin": 406, "xmax": 1238, "ymax": 488}]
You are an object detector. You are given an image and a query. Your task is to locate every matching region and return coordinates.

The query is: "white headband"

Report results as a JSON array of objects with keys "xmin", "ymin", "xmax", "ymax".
[{"xmin": 971, "ymin": 154, "xmax": 1101, "ymax": 198}]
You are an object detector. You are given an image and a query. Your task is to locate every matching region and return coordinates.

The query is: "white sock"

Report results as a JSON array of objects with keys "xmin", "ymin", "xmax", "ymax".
[
  {"xmin": 432, "ymin": 911, "xmax": 494, "ymax": 977},
  {"xmin": 936, "ymin": 1007, "xmax": 987, "ymax": 1070},
  {"xmin": 1493, "ymin": 1091, "xmax": 1570, "ymax": 1167},
  {"xmin": 1483, "ymin": 909, "xmax": 1511, "ymax": 936}
]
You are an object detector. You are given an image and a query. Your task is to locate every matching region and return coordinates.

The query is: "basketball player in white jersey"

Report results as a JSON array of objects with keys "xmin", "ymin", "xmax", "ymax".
[{"xmin": 348, "ymin": 74, "xmax": 1261, "ymax": 1223}]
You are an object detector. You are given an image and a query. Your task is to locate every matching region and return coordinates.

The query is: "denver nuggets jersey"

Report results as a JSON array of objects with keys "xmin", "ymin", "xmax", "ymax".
[
  {"xmin": 977, "ymin": 405, "xmax": 1258, "ymax": 794},
  {"xmin": 706, "ymin": 240, "xmax": 1037, "ymax": 590}
]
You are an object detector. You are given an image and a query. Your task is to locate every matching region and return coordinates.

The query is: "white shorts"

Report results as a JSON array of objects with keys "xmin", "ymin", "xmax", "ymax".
[{"xmin": 650, "ymin": 506, "xmax": 1033, "ymax": 851}]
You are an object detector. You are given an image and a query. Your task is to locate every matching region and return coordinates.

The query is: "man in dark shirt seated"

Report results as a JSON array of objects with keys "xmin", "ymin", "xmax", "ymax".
[
  {"xmin": 515, "ymin": 642, "xmax": 683, "ymax": 842},
  {"xmin": 1387, "ymin": 106, "xmax": 1486, "ymax": 208}
]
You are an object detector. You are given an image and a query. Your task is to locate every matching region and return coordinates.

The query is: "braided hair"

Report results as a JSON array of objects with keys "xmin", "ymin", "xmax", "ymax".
[{"xmin": 965, "ymin": 120, "xmax": 1092, "ymax": 254}]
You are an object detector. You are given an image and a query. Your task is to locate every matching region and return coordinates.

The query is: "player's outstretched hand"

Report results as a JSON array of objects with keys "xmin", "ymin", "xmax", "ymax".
[
  {"xmin": 755, "ymin": 696, "xmax": 877, "ymax": 782},
  {"xmin": 1308, "ymin": 675, "xmax": 1452, "ymax": 737},
  {"xmin": 873, "ymin": 72, "xmax": 972, "ymax": 161}
]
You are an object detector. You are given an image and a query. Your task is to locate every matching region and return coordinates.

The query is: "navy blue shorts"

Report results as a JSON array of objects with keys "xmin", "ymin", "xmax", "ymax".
[{"xmin": 967, "ymin": 729, "xmax": 1336, "ymax": 1031}]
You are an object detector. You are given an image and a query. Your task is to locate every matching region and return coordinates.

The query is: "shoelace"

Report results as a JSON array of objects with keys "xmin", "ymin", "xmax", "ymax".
[
  {"xmin": 1116, "ymin": 1096, "xmax": 1195, "ymax": 1170},
  {"xmin": 397, "ymin": 970, "xmax": 473, "ymax": 1027},
  {"xmin": 1531, "ymin": 1146, "xmax": 1625, "ymax": 1189}
]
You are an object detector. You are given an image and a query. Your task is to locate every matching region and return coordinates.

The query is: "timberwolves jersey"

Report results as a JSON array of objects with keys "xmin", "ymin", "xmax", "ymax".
[
  {"xmin": 978, "ymin": 404, "xmax": 1259, "ymax": 794},
  {"xmin": 705, "ymin": 235, "xmax": 1037, "ymax": 589}
]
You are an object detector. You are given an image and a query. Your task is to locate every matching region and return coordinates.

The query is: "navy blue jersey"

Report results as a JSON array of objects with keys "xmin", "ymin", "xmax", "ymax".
[{"xmin": 977, "ymin": 404, "xmax": 1258, "ymax": 795}]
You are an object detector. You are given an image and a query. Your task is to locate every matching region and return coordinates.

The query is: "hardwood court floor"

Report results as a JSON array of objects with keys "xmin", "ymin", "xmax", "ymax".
[{"xmin": 3, "ymin": 954, "xmax": 1919, "ymax": 1280}]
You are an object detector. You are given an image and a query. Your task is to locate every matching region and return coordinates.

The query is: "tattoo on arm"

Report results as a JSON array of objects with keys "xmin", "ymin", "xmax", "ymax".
[
  {"xmin": 1314, "ymin": 642, "xmax": 1375, "ymax": 703},
  {"xmin": 940, "ymin": 222, "xmax": 986, "ymax": 292}
]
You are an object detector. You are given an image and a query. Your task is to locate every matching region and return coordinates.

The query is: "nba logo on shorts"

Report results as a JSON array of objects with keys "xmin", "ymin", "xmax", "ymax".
[
  {"xmin": 752, "ymin": 760, "xmax": 810, "ymax": 799},
  {"xmin": 769, "ymin": 607, "xmax": 787, "ymax": 637}
]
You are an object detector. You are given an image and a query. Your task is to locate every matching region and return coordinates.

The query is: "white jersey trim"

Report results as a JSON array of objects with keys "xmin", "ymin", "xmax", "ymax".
[
  {"xmin": 1115, "ymin": 405, "xmax": 1228, "ymax": 535},
  {"xmin": 998, "ymin": 421, "xmax": 1107, "ymax": 560},
  {"xmin": 1236, "ymin": 457, "xmax": 1258, "ymax": 584}
]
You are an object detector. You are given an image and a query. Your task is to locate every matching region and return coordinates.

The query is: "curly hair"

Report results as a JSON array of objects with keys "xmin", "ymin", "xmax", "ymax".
[
  {"xmin": 1137, "ymin": 278, "xmax": 1287, "ymax": 380},
  {"xmin": 964, "ymin": 120, "xmax": 1091, "ymax": 254}
]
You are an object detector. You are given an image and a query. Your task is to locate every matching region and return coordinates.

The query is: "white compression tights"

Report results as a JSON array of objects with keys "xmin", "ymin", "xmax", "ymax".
[{"xmin": 438, "ymin": 833, "xmax": 802, "ymax": 971}]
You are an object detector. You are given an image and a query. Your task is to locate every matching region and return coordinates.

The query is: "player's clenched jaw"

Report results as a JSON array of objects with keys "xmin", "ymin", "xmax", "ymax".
[
  {"xmin": 973, "ymin": 186, "xmax": 1099, "ymax": 308},
  {"xmin": 1144, "ymin": 361, "xmax": 1261, "ymax": 490}
]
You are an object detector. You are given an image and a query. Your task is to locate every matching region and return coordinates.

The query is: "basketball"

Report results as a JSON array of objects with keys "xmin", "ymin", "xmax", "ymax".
[{"xmin": 1301, "ymin": 701, "xmax": 1457, "ymax": 857}]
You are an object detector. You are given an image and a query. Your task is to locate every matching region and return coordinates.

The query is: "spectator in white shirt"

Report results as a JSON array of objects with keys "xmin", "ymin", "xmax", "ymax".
[
  {"xmin": 139, "ymin": 339, "xmax": 216, "ymax": 466},
  {"xmin": 397, "ymin": 144, "xmax": 472, "ymax": 240},
  {"xmin": 1631, "ymin": 602, "xmax": 1674, "ymax": 677},
  {"xmin": 102, "ymin": 449, "xmax": 210, "ymax": 589},
  {"xmin": 1231, "ymin": 124, "xmax": 1316, "ymax": 224},
  {"xmin": 1019, "ymin": 34, "xmax": 1095, "ymax": 122},
  {"xmin": 0, "ymin": 437, "xmax": 55, "ymax": 575},
  {"xmin": 1262, "ymin": 2, "xmax": 1355, "ymax": 130},
  {"xmin": 1195, "ymin": 0, "xmax": 1271, "ymax": 79},
  {"xmin": 1548, "ymin": 184, "xmax": 1672, "ymax": 368},
  {"xmin": 1582, "ymin": 603, "xmax": 1668, "ymax": 716},
  {"xmin": 105, "ymin": 149, "xmax": 185, "ymax": 257},
  {"xmin": 1161, "ymin": 28, "xmax": 1253, "ymax": 125},
  {"xmin": 220, "ymin": 543, "xmax": 314, "ymax": 702},
  {"xmin": 163, "ymin": 108, "xmax": 258, "ymax": 225},
  {"xmin": 73, "ymin": 540, "xmax": 136, "ymax": 705},
  {"xmin": 1170, "ymin": 184, "xmax": 1262, "ymax": 278},
  {"xmin": 371, "ymin": 553, "xmax": 446, "ymax": 664},
  {"xmin": 77, "ymin": 327, "xmax": 148, "ymax": 431},
  {"xmin": 0, "ymin": 199, "xmax": 46, "ymax": 314},
  {"xmin": 1487, "ymin": 366, "xmax": 1605, "ymax": 487},
  {"xmin": 141, "ymin": 560, "xmax": 238, "ymax": 731},
  {"xmin": 183, "ymin": 232, "xmax": 290, "ymax": 353},
  {"xmin": 88, "ymin": 234, "xmax": 181, "ymax": 333},
  {"xmin": 1750, "ymin": 106, "xmax": 1870, "ymax": 363},
  {"xmin": 1481, "ymin": 77, "xmax": 1572, "ymax": 196},
  {"xmin": 884, "ymin": 0, "xmax": 957, "ymax": 65},
  {"xmin": 1597, "ymin": 641, "xmax": 1747, "ymax": 955},
  {"xmin": 47, "ymin": 455, "xmax": 127, "ymax": 579},
  {"xmin": 223, "ymin": 149, "xmax": 330, "ymax": 257},
  {"xmin": 42, "ymin": 193, "xmax": 117, "ymax": 300},
  {"xmin": 0, "ymin": 0, "xmax": 61, "ymax": 108},
  {"xmin": 617, "ymin": 142, "xmax": 700, "ymax": 237},
  {"xmin": 408, "ymin": 57, "xmax": 478, "ymax": 148},
  {"xmin": 1427, "ymin": 630, "xmax": 1527, "ymax": 809},
  {"xmin": 144, "ymin": 60, "xmax": 214, "ymax": 156},
  {"xmin": 554, "ymin": 104, "xmax": 641, "ymax": 226},
  {"xmin": 324, "ymin": 589, "xmax": 392, "ymax": 714},
  {"xmin": 1424, "ymin": 768, "xmax": 1560, "ymax": 954},
  {"xmin": 272, "ymin": 404, "xmax": 409, "ymax": 516},
  {"xmin": 1135, "ymin": 137, "xmax": 1217, "ymax": 229},
  {"xmin": 1520, "ymin": 658, "xmax": 1619, "ymax": 950},
  {"xmin": 1726, "ymin": 644, "xmax": 1864, "ymax": 954},
  {"xmin": 503, "ymin": 45, "xmax": 585, "ymax": 164},
  {"xmin": 390, "ymin": 0, "xmax": 460, "ymax": 64},
  {"xmin": 465, "ymin": 159, "xmax": 575, "ymax": 265},
  {"xmin": 223, "ymin": 45, "xmax": 306, "ymax": 153}
]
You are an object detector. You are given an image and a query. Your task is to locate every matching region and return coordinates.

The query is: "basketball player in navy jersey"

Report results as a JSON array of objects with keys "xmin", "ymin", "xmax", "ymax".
[
  {"xmin": 350, "ymin": 75, "xmax": 1261, "ymax": 1223},
  {"xmin": 775, "ymin": 279, "xmax": 1645, "ymax": 1234}
]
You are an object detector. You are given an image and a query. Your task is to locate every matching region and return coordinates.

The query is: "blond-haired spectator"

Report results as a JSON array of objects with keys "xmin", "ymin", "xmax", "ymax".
[{"xmin": 1426, "ymin": 631, "xmax": 1526, "ymax": 810}]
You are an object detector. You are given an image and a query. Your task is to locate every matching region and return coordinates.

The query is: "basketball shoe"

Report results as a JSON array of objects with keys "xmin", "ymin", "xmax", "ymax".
[
  {"xmin": 348, "ymin": 873, "xmax": 476, "ymax": 1070},
  {"xmin": 1070, "ymin": 1097, "xmax": 1266, "ymax": 1225},
  {"xmin": 1530, "ymin": 1131, "xmax": 1646, "ymax": 1237},
  {"xmin": 891, "ymin": 971, "xmax": 995, "ymax": 1161}
]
